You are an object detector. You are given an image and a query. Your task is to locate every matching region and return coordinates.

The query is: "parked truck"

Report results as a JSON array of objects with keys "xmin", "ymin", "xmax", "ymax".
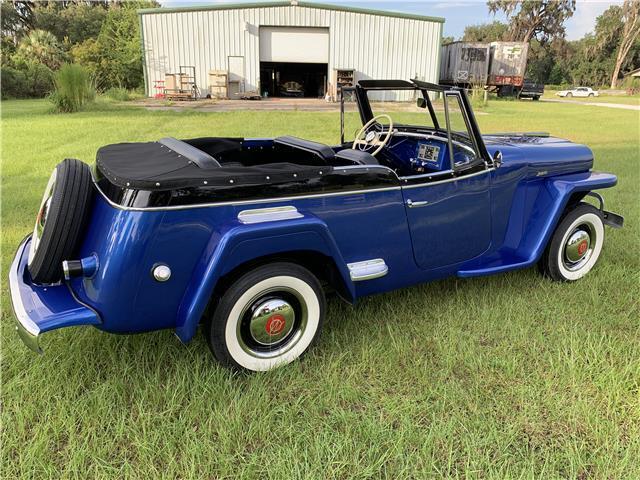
[{"xmin": 440, "ymin": 41, "xmax": 535, "ymax": 98}]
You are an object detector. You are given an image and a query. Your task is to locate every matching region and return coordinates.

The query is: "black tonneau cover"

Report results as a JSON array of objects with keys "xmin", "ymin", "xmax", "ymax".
[{"xmin": 96, "ymin": 140, "xmax": 330, "ymax": 191}]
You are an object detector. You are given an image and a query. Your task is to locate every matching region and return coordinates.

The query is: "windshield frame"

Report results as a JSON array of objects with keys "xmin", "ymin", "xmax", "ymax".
[{"xmin": 345, "ymin": 79, "xmax": 491, "ymax": 167}]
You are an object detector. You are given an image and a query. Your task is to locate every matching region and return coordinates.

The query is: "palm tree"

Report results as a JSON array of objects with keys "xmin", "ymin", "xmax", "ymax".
[{"xmin": 16, "ymin": 29, "xmax": 65, "ymax": 70}]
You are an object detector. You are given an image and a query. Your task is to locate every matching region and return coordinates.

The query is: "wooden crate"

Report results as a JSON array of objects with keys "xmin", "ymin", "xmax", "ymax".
[{"xmin": 208, "ymin": 70, "xmax": 228, "ymax": 98}]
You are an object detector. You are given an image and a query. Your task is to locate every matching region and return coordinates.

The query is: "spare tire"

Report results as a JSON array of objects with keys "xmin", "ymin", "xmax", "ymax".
[{"xmin": 28, "ymin": 159, "xmax": 92, "ymax": 284}]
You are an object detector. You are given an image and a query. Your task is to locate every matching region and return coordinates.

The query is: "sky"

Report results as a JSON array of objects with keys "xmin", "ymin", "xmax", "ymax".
[{"xmin": 160, "ymin": 0, "xmax": 623, "ymax": 41}]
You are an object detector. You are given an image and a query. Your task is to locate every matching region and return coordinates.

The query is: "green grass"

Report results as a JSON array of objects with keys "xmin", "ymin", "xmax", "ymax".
[{"xmin": 2, "ymin": 99, "xmax": 639, "ymax": 478}]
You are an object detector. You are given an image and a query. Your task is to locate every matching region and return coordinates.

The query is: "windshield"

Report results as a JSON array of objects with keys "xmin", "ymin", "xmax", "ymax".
[
  {"xmin": 366, "ymin": 89, "xmax": 438, "ymax": 129},
  {"xmin": 365, "ymin": 89, "xmax": 472, "ymax": 140}
]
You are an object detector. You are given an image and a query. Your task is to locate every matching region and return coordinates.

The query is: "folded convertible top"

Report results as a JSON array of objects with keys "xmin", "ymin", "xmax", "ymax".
[{"xmin": 96, "ymin": 139, "xmax": 331, "ymax": 191}]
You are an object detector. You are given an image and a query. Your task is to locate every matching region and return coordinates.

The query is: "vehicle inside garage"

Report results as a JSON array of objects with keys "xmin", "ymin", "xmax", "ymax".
[
  {"xmin": 260, "ymin": 62, "xmax": 327, "ymax": 98},
  {"xmin": 259, "ymin": 26, "xmax": 329, "ymax": 98}
]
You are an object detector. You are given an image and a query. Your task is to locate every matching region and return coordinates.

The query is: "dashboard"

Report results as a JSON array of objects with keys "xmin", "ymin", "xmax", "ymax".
[{"xmin": 385, "ymin": 134, "xmax": 476, "ymax": 175}]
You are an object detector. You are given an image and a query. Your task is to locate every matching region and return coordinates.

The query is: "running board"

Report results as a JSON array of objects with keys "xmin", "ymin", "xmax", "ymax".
[{"xmin": 347, "ymin": 259, "xmax": 388, "ymax": 282}]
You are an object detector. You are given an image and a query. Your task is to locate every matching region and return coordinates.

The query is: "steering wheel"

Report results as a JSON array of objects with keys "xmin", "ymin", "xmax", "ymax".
[{"xmin": 352, "ymin": 114, "xmax": 394, "ymax": 156}]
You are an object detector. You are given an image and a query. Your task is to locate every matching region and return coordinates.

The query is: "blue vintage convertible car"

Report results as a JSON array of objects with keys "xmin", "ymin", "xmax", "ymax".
[{"xmin": 10, "ymin": 79, "xmax": 623, "ymax": 371}]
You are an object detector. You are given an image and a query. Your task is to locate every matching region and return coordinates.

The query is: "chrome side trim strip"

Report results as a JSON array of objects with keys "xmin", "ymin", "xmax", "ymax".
[
  {"xmin": 93, "ymin": 181, "xmax": 403, "ymax": 212},
  {"xmin": 347, "ymin": 258, "xmax": 389, "ymax": 282},
  {"xmin": 238, "ymin": 206, "xmax": 303, "ymax": 224},
  {"xmin": 401, "ymin": 167, "xmax": 494, "ymax": 189}
]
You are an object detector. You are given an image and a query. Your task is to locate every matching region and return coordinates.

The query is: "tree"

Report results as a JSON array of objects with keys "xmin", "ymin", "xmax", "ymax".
[
  {"xmin": 1, "ymin": 1, "xmax": 35, "ymax": 40},
  {"xmin": 487, "ymin": 0, "xmax": 576, "ymax": 44},
  {"xmin": 33, "ymin": 2, "xmax": 108, "ymax": 46},
  {"xmin": 13, "ymin": 29, "xmax": 66, "ymax": 70},
  {"xmin": 592, "ymin": 0, "xmax": 640, "ymax": 88},
  {"xmin": 462, "ymin": 21, "xmax": 508, "ymax": 42},
  {"xmin": 441, "ymin": 35, "xmax": 454, "ymax": 45},
  {"xmin": 93, "ymin": 3, "xmax": 144, "ymax": 89},
  {"xmin": 70, "ymin": 1, "xmax": 157, "ymax": 90}
]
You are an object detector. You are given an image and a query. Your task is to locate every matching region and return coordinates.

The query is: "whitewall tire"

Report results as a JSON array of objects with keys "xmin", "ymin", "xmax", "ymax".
[
  {"xmin": 205, "ymin": 263, "xmax": 325, "ymax": 371},
  {"xmin": 539, "ymin": 203, "xmax": 605, "ymax": 282}
]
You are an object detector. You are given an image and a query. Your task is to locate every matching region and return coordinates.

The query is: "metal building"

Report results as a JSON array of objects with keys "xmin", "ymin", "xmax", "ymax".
[{"xmin": 138, "ymin": 1, "xmax": 444, "ymax": 100}]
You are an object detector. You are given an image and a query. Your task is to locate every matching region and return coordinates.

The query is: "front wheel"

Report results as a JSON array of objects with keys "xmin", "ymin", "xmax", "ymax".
[
  {"xmin": 538, "ymin": 203, "xmax": 605, "ymax": 282},
  {"xmin": 566, "ymin": 92, "xmax": 573, "ymax": 97},
  {"xmin": 205, "ymin": 262, "xmax": 325, "ymax": 371}
]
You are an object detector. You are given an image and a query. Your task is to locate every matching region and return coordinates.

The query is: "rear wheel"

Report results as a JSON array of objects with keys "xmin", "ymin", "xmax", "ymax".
[
  {"xmin": 205, "ymin": 262, "xmax": 325, "ymax": 371},
  {"xmin": 533, "ymin": 96, "xmax": 540, "ymax": 101},
  {"xmin": 538, "ymin": 203, "xmax": 605, "ymax": 282},
  {"xmin": 28, "ymin": 159, "xmax": 92, "ymax": 284}
]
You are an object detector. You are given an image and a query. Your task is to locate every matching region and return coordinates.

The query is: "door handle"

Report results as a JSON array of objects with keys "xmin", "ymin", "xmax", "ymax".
[{"xmin": 406, "ymin": 199, "xmax": 428, "ymax": 208}]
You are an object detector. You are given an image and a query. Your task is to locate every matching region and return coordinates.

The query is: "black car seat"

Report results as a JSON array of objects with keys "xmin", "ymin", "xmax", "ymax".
[
  {"xmin": 334, "ymin": 148, "xmax": 380, "ymax": 166},
  {"xmin": 274, "ymin": 136, "xmax": 335, "ymax": 165}
]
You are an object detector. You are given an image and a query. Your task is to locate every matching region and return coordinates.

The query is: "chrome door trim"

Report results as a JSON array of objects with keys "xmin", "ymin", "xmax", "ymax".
[{"xmin": 405, "ymin": 199, "xmax": 429, "ymax": 208}]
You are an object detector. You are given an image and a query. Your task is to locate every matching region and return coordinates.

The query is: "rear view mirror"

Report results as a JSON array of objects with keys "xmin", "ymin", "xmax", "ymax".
[{"xmin": 416, "ymin": 98, "xmax": 427, "ymax": 109}]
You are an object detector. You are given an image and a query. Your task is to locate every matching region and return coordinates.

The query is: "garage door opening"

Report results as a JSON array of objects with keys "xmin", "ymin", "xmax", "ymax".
[
  {"xmin": 259, "ymin": 26, "xmax": 329, "ymax": 98},
  {"xmin": 260, "ymin": 62, "xmax": 327, "ymax": 98}
]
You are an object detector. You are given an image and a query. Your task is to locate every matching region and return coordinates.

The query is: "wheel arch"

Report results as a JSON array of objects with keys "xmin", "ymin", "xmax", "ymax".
[
  {"xmin": 175, "ymin": 217, "xmax": 354, "ymax": 343},
  {"xmin": 535, "ymin": 172, "xmax": 617, "ymax": 261},
  {"xmin": 210, "ymin": 250, "xmax": 352, "ymax": 310}
]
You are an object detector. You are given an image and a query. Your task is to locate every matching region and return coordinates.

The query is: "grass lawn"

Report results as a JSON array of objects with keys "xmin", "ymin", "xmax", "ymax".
[
  {"xmin": 2, "ymin": 98, "xmax": 639, "ymax": 478},
  {"xmin": 543, "ymin": 90, "xmax": 640, "ymax": 105}
]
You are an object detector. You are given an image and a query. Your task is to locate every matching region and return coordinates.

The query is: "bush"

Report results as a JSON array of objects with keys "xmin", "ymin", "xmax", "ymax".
[
  {"xmin": 1, "ymin": 67, "xmax": 27, "ymax": 99},
  {"xmin": 104, "ymin": 87, "xmax": 131, "ymax": 101},
  {"xmin": 1, "ymin": 63, "xmax": 54, "ymax": 99},
  {"xmin": 24, "ymin": 63, "xmax": 55, "ymax": 97},
  {"xmin": 49, "ymin": 63, "xmax": 95, "ymax": 112}
]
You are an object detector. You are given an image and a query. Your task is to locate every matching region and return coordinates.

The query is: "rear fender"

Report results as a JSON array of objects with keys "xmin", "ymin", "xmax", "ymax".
[{"xmin": 175, "ymin": 214, "xmax": 353, "ymax": 342}]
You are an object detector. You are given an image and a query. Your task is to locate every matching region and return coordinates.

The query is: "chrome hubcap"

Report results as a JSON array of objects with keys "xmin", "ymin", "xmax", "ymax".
[
  {"xmin": 563, "ymin": 224, "xmax": 595, "ymax": 271},
  {"xmin": 249, "ymin": 298, "xmax": 295, "ymax": 345},
  {"xmin": 237, "ymin": 287, "xmax": 308, "ymax": 359}
]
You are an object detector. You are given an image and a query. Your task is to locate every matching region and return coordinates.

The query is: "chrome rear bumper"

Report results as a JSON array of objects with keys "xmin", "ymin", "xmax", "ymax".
[{"xmin": 8, "ymin": 235, "xmax": 101, "ymax": 353}]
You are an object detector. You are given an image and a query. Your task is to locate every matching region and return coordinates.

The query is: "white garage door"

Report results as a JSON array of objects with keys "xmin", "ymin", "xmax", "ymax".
[{"xmin": 259, "ymin": 27, "xmax": 329, "ymax": 63}]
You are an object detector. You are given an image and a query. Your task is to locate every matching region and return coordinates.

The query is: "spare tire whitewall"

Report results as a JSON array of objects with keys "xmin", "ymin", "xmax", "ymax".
[
  {"xmin": 206, "ymin": 263, "xmax": 325, "ymax": 372},
  {"xmin": 539, "ymin": 203, "xmax": 605, "ymax": 282},
  {"xmin": 28, "ymin": 167, "xmax": 58, "ymax": 266}
]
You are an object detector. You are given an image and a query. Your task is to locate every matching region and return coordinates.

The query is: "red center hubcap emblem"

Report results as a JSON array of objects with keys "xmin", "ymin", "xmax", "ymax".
[
  {"xmin": 577, "ymin": 240, "xmax": 588, "ymax": 256},
  {"xmin": 265, "ymin": 314, "xmax": 286, "ymax": 335}
]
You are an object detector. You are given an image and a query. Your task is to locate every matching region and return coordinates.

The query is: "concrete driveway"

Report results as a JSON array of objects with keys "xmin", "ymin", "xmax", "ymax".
[
  {"xmin": 132, "ymin": 97, "xmax": 357, "ymax": 112},
  {"xmin": 542, "ymin": 98, "xmax": 640, "ymax": 111}
]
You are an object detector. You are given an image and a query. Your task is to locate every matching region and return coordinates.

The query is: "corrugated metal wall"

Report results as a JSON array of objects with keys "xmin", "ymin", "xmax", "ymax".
[{"xmin": 140, "ymin": 4, "xmax": 442, "ymax": 99}]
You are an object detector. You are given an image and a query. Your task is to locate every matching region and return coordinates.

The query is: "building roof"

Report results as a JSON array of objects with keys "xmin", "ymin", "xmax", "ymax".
[{"xmin": 138, "ymin": 0, "xmax": 445, "ymax": 24}]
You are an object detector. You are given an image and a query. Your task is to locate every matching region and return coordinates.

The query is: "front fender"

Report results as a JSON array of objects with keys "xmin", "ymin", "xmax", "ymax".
[
  {"xmin": 459, "ymin": 170, "xmax": 618, "ymax": 277},
  {"xmin": 175, "ymin": 214, "xmax": 352, "ymax": 343},
  {"xmin": 523, "ymin": 170, "xmax": 617, "ymax": 263}
]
